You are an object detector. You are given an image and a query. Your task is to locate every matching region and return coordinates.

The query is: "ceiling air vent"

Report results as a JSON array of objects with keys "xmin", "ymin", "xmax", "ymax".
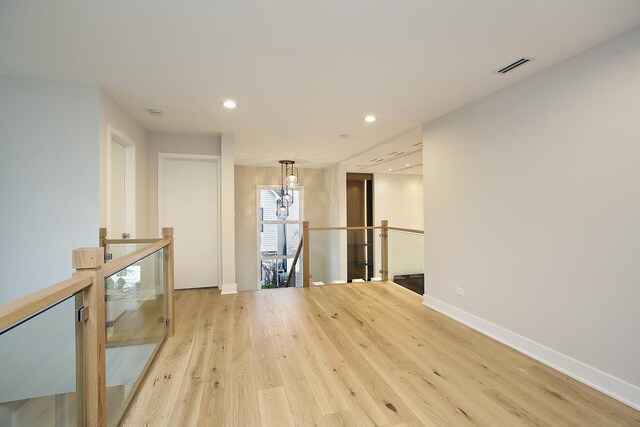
[{"xmin": 497, "ymin": 57, "xmax": 532, "ymax": 74}]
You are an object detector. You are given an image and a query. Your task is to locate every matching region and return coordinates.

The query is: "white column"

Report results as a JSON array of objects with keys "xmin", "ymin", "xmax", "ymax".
[{"xmin": 220, "ymin": 133, "xmax": 237, "ymax": 294}]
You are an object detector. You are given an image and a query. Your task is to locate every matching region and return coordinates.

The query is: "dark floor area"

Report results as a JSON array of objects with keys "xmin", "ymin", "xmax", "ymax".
[{"xmin": 392, "ymin": 273, "xmax": 424, "ymax": 294}]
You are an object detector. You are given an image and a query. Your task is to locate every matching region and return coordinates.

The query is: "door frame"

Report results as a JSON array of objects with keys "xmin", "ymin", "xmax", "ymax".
[
  {"xmin": 106, "ymin": 125, "xmax": 136, "ymax": 238},
  {"xmin": 158, "ymin": 152, "xmax": 222, "ymax": 287}
]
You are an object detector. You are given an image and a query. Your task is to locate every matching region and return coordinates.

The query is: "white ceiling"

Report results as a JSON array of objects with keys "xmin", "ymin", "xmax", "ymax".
[
  {"xmin": 342, "ymin": 127, "xmax": 423, "ymax": 175},
  {"xmin": 1, "ymin": 1, "xmax": 639, "ymax": 168}
]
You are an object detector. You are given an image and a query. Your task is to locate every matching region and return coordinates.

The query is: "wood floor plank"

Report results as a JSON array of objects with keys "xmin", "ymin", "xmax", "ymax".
[
  {"xmin": 122, "ymin": 282, "xmax": 640, "ymax": 427},
  {"xmin": 258, "ymin": 386, "xmax": 295, "ymax": 427},
  {"xmin": 121, "ymin": 290, "xmax": 204, "ymax": 426},
  {"xmin": 349, "ymin": 284, "xmax": 618, "ymax": 426},
  {"xmin": 276, "ymin": 289, "xmax": 389, "ymax": 426}
]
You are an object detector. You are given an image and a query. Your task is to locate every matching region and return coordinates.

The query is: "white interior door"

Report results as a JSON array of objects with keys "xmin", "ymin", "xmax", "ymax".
[
  {"xmin": 107, "ymin": 126, "xmax": 136, "ymax": 240},
  {"xmin": 160, "ymin": 154, "xmax": 219, "ymax": 289}
]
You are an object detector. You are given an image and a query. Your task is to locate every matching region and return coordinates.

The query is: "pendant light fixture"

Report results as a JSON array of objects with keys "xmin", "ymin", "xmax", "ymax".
[{"xmin": 277, "ymin": 160, "xmax": 299, "ymax": 220}]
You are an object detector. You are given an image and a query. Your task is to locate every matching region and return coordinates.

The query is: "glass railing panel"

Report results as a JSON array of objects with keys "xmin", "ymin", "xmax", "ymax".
[
  {"xmin": 106, "ymin": 243, "xmax": 151, "ymax": 261},
  {"xmin": 308, "ymin": 228, "xmax": 379, "ymax": 285},
  {"xmin": 371, "ymin": 227, "xmax": 384, "ymax": 282},
  {"xmin": 346, "ymin": 228, "xmax": 377, "ymax": 282},
  {"xmin": 308, "ymin": 229, "xmax": 343, "ymax": 285},
  {"xmin": 0, "ymin": 293, "xmax": 83, "ymax": 427},
  {"xmin": 388, "ymin": 230, "xmax": 424, "ymax": 294},
  {"xmin": 105, "ymin": 247, "xmax": 168, "ymax": 427}
]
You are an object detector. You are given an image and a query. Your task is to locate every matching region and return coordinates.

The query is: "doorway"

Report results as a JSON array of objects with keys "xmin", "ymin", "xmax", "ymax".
[
  {"xmin": 346, "ymin": 173, "xmax": 374, "ymax": 281},
  {"xmin": 158, "ymin": 153, "xmax": 220, "ymax": 290},
  {"xmin": 106, "ymin": 126, "xmax": 136, "ymax": 239}
]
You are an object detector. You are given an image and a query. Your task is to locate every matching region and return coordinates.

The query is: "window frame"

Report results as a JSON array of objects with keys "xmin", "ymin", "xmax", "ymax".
[{"xmin": 256, "ymin": 185, "xmax": 304, "ymax": 289}]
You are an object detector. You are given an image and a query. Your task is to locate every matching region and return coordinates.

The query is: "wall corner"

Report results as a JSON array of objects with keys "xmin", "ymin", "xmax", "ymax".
[{"xmin": 221, "ymin": 133, "xmax": 236, "ymax": 286}]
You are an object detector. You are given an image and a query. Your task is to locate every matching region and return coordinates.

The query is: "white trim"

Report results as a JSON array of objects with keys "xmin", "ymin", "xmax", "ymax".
[
  {"xmin": 261, "ymin": 220, "xmax": 303, "ymax": 225},
  {"xmin": 258, "ymin": 255, "xmax": 299, "ymax": 260},
  {"xmin": 158, "ymin": 153, "xmax": 222, "ymax": 287},
  {"xmin": 220, "ymin": 283, "xmax": 237, "ymax": 295},
  {"xmin": 106, "ymin": 125, "xmax": 136, "ymax": 238},
  {"xmin": 422, "ymin": 294, "xmax": 640, "ymax": 410}
]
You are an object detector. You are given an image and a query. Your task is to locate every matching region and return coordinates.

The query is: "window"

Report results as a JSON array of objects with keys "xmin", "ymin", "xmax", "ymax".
[{"xmin": 257, "ymin": 186, "xmax": 303, "ymax": 288}]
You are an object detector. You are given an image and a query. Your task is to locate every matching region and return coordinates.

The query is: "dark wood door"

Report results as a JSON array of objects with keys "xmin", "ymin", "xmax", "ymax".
[{"xmin": 346, "ymin": 173, "xmax": 372, "ymax": 281}]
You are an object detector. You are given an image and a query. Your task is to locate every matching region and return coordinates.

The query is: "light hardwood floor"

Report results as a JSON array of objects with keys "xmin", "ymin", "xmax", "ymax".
[
  {"xmin": 122, "ymin": 282, "xmax": 640, "ymax": 426},
  {"xmin": 107, "ymin": 296, "xmax": 165, "ymax": 348}
]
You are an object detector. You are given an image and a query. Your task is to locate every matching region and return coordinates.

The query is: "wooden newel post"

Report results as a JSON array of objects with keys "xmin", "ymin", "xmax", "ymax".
[
  {"xmin": 303, "ymin": 221, "xmax": 310, "ymax": 287},
  {"xmin": 381, "ymin": 220, "xmax": 389, "ymax": 282},
  {"xmin": 162, "ymin": 227, "xmax": 175, "ymax": 337},
  {"xmin": 73, "ymin": 247, "xmax": 106, "ymax": 427}
]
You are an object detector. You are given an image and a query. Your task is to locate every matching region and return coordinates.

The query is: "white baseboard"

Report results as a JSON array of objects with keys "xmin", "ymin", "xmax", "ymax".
[
  {"xmin": 423, "ymin": 294, "xmax": 640, "ymax": 411},
  {"xmin": 220, "ymin": 283, "xmax": 237, "ymax": 295}
]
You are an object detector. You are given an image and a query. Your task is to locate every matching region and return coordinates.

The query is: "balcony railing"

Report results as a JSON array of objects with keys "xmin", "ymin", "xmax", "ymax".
[
  {"xmin": 0, "ymin": 228, "xmax": 175, "ymax": 427},
  {"xmin": 281, "ymin": 220, "xmax": 424, "ymax": 289}
]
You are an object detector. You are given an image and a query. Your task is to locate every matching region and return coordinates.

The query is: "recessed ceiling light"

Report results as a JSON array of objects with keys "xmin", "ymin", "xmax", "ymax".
[
  {"xmin": 364, "ymin": 115, "xmax": 376, "ymax": 123},
  {"xmin": 222, "ymin": 100, "xmax": 237, "ymax": 109},
  {"xmin": 339, "ymin": 133, "xmax": 351, "ymax": 139},
  {"xmin": 388, "ymin": 168, "xmax": 392, "ymax": 171},
  {"xmin": 405, "ymin": 163, "xmax": 410, "ymax": 167}
]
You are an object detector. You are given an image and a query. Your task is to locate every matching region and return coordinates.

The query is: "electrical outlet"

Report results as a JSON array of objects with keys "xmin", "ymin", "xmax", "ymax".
[{"xmin": 455, "ymin": 287, "xmax": 464, "ymax": 297}]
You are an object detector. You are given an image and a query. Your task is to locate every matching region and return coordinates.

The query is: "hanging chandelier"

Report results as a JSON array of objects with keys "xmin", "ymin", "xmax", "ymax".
[{"xmin": 276, "ymin": 160, "xmax": 299, "ymax": 220}]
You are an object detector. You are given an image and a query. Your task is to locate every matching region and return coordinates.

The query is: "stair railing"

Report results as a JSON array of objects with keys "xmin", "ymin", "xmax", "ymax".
[{"xmin": 0, "ymin": 228, "xmax": 175, "ymax": 427}]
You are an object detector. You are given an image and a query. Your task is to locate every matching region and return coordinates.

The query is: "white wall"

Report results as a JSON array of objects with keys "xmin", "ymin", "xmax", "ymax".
[
  {"xmin": 324, "ymin": 163, "xmax": 347, "ymax": 282},
  {"xmin": 220, "ymin": 134, "xmax": 236, "ymax": 288},
  {"xmin": 422, "ymin": 28, "xmax": 640, "ymax": 408},
  {"xmin": 0, "ymin": 74, "xmax": 99, "ymax": 304},
  {"xmin": 373, "ymin": 173, "xmax": 423, "ymax": 280},
  {"xmin": 99, "ymin": 90, "xmax": 149, "ymax": 237},
  {"xmin": 234, "ymin": 166, "xmax": 329, "ymax": 290}
]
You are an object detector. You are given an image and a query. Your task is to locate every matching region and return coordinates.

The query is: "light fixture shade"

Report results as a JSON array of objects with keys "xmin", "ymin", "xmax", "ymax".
[
  {"xmin": 276, "ymin": 205, "xmax": 288, "ymax": 220},
  {"xmin": 277, "ymin": 160, "xmax": 298, "ymax": 219},
  {"xmin": 282, "ymin": 192, "xmax": 293, "ymax": 207},
  {"xmin": 286, "ymin": 174, "xmax": 298, "ymax": 186}
]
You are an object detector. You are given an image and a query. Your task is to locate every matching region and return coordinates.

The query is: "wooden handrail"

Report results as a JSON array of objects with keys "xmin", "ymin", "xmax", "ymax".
[
  {"xmin": 102, "ymin": 238, "xmax": 171, "ymax": 277},
  {"xmin": 99, "ymin": 227, "xmax": 163, "ymax": 245},
  {"xmin": 103, "ymin": 238, "xmax": 163, "ymax": 245},
  {"xmin": 1, "ymin": 234, "xmax": 174, "ymax": 427},
  {"xmin": 307, "ymin": 225, "xmax": 423, "ymax": 234},
  {"xmin": 300, "ymin": 220, "xmax": 422, "ymax": 286},
  {"xmin": 0, "ymin": 275, "xmax": 94, "ymax": 331},
  {"xmin": 387, "ymin": 226, "xmax": 424, "ymax": 234},
  {"xmin": 308, "ymin": 225, "xmax": 383, "ymax": 231},
  {"xmin": 285, "ymin": 237, "xmax": 304, "ymax": 287}
]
